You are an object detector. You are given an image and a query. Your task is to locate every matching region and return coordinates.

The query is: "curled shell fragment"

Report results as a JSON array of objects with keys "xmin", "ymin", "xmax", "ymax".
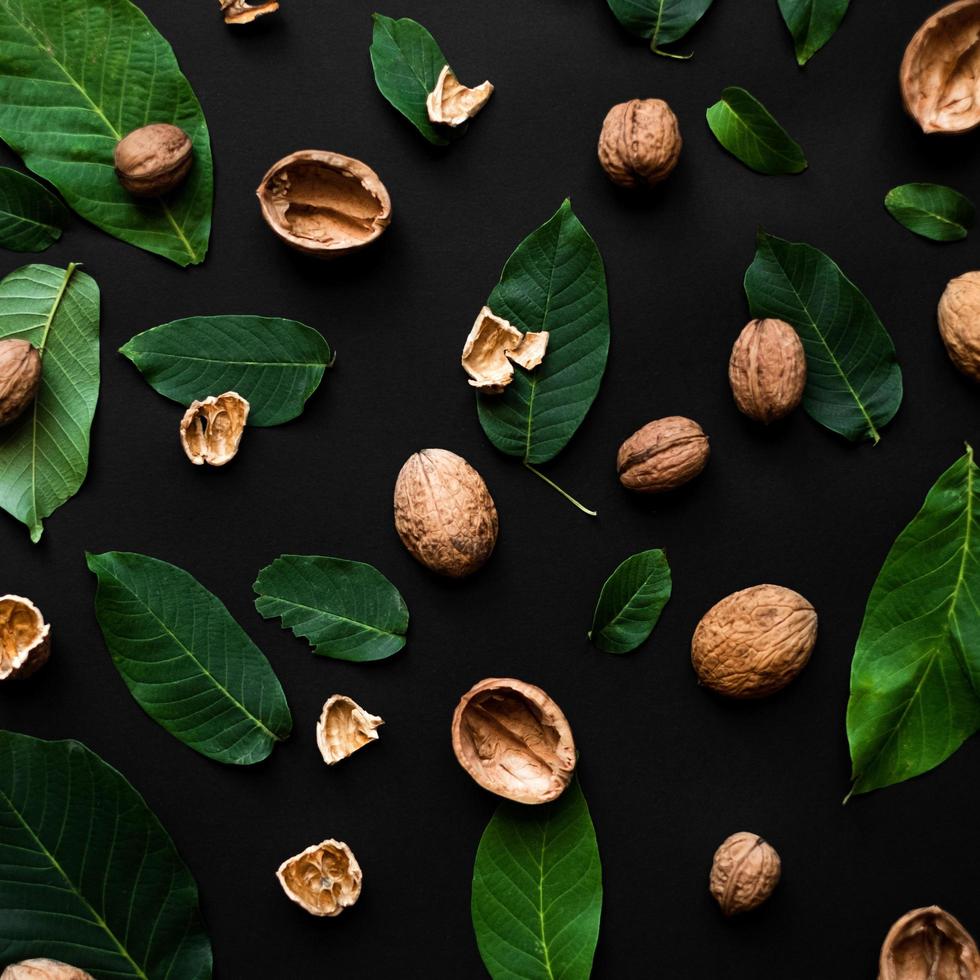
[
  {"xmin": 0, "ymin": 595, "xmax": 51, "ymax": 682},
  {"xmin": 316, "ymin": 694, "xmax": 384, "ymax": 765},
  {"xmin": 461, "ymin": 307, "xmax": 549, "ymax": 392},
  {"xmin": 426, "ymin": 65, "xmax": 494, "ymax": 127},
  {"xmin": 180, "ymin": 392, "xmax": 249, "ymax": 466},
  {"xmin": 220, "ymin": 0, "xmax": 279, "ymax": 24}
]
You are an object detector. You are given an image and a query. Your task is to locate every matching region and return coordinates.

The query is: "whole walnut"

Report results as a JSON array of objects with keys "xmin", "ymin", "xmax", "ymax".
[
  {"xmin": 692, "ymin": 584, "xmax": 817, "ymax": 698},
  {"xmin": 598, "ymin": 98, "xmax": 682, "ymax": 189},
  {"xmin": 114, "ymin": 123, "xmax": 193, "ymax": 198},
  {"xmin": 0, "ymin": 338, "xmax": 41, "ymax": 426},
  {"xmin": 617, "ymin": 416, "xmax": 709, "ymax": 493},
  {"xmin": 1, "ymin": 963, "xmax": 93, "ymax": 980},
  {"xmin": 709, "ymin": 832, "xmax": 781, "ymax": 916},
  {"xmin": 878, "ymin": 906, "xmax": 980, "ymax": 980},
  {"xmin": 729, "ymin": 319, "xmax": 807, "ymax": 423},
  {"xmin": 938, "ymin": 271, "xmax": 980, "ymax": 381}
]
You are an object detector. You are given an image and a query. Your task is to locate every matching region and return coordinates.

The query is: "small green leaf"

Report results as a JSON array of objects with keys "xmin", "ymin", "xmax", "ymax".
[
  {"xmin": 884, "ymin": 183, "xmax": 975, "ymax": 242},
  {"xmin": 0, "ymin": 167, "xmax": 68, "ymax": 252},
  {"xmin": 589, "ymin": 549, "xmax": 672, "ymax": 654},
  {"xmin": 606, "ymin": 0, "xmax": 715, "ymax": 57},
  {"xmin": 777, "ymin": 0, "xmax": 850, "ymax": 65},
  {"xmin": 254, "ymin": 555, "xmax": 409, "ymax": 662},
  {"xmin": 706, "ymin": 87, "xmax": 807, "ymax": 175}
]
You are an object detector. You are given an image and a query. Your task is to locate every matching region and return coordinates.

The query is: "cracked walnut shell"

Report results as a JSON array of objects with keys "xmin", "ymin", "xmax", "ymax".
[
  {"xmin": 598, "ymin": 98, "xmax": 682, "ymax": 189},
  {"xmin": 451, "ymin": 677, "xmax": 576, "ymax": 804},
  {"xmin": 938, "ymin": 271, "xmax": 980, "ymax": 382},
  {"xmin": 729, "ymin": 319, "xmax": 807, "ymax": 423},
  {"xmin": 1, "ymin": 962, "xmax": 94, "ymax": 980},
  {"xmin": 879, "ymin": 906, "xmax": 980, "ymax": 980},
  {"xmin": 427, "ymin": 65, "xmax": 494, "ymax": 127},
  {"xmin": 114, "ymin": 124, "xmax": 193, "ymax": 198},
  {"xmin": 0, "ymin": 338, "xmax": 42, "ymax": 427},
  {"xmin": 462, "ymin": 307, "xmax": 549, "ymax": 392},
  {"xmin": 317, "ymin": 695, "xmax": 384, "ymax": 765},
  {"xmin": 709, "ymin": 832, "xmax": 781, "ymax": 916},
  {"xmin": 277, "ymin": 840, "xmax": 362, "ymax": 917},
  {"xmin": 180, "ymin": 392, "xmax": 249, "ymax": 466},
  {"xmin": 220, "ymin": 0, "xmax": 279, "ymax": 24},
  {"xmin": 0, "ymin": 595, "xmax": 51, "ymax": 682},
  {"xmin": 617, "ymin": 416, "xmax": 709, "ymax": 493}
]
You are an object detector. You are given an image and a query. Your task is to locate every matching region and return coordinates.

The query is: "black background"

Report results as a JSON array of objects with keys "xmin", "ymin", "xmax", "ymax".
[{"xmin": 2, "ymin": 0, "xmax": 980, "ymax": 977}]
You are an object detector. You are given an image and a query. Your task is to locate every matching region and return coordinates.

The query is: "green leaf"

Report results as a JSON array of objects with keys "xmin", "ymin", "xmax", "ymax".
[
  {"xmin": 0, "ymin": 730, "xmax": 212, "ymax": 978},
  {"xmin": 606, "ymin": 0, "xmax": 715, "ymax": 57},
  {"xmin": 0, "ymin": 263, "xmax": 99, "ymax": 543},
  {"xmin": 743, "ymin": 231, "xmax": 903, "ymax": 443},
  {"xmin": 254, "ymin": 555, "xmax": 409, "ymax": 662},
  {"xmin": 0, "ymin": 0, "xmax": 213, "ymax": 267},
  {"xmin": 847, "ymin": 447, "xmax": 980, "ymax": 797},
  {"xmin": 884, "ymin": 183, "xmax": 975, "ymax": 242},
  {"xmin": 777, "ymin": 0, "xmax": 850, "ymax": 65},
  {"xmin": 120, "ymin": 315, "xmax": 333, "ymax": 427},
  {"xmin": 0, "ymin": 167, "xmax": 68, "ymax": 252},
  {"xmin": 87, "ymin": 551, "xmax": 292, "ymax": 765},
  {"xmin": 706, "ymin": 87, "xmax": 807, "ymax": 175},
  {"xmin": 472, "ymin": 777, "xmax": 602, "ymax": 980},
  {"xmin": 589, "ymin": 549, "xmax": 672, "ymax": 654}
]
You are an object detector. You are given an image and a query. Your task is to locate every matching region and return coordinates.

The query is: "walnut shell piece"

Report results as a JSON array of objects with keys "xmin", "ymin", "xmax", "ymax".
[
  {"xmin": 426, "ymin": 65, "xmax": 494, "ymax": 127},
  {"xmin": 256, "ymin": 150, "xmax": 392, "ymax": 259},
  {"xmin": 617, "ymin": 416, "xmax": 709, "ymax": 493},
  {"xmin": 598, "ymin": 98, "xmax": 682, "ymax": 189},
  {"xmin": 276, "ymin": 840, "xmax": 362, "ymax": 917},
  {"xmin": 179, "ymin": 392, "xmax": 249, "ymax": 467},
  {"xmin": 0, "ymin": 595, "xmax": 51, "ymax": 682},
  {"xmin": 692, "ymin": 585, "xmax": 817, "ymax": 699},
  {"xmin": 878, "ymin": 906, "xmax": 980, "ymax": 980},
  {"xmin": 461, "ymin": 306, "xmax": 549, "ymax": 392},
  {"xmin": 220, "ymin": 0, "xmax": 279, "ymax": 24},
  {"xmin": 114, "ymin": 124, "xmax": 193, "ymax": 198},
  {"xmin": 0, "ymin": 338, "xmax": 42, "ymax": 426},
  {"xmin": 0, "ymin": 962, "xmax": 94, "ymax": 980},
  {"xmin": 709, "ymin": 832, "xmax": 781, "ymax": 916},
  {"xmin": 938, "ymin": 270, "xmax": 980, "ymax": 381},
  {"xmin": 729, "ymin": 319, "xmax": 807, "ymax": 423},
  {"xmin": 393, "ymin": 449, "xmax": 498, "ymax": 577},
  {"xmin": 451, "ymin": 677, "xmax": 576, "ymax": 804},
  {"xmin": 316, "ymin": 695, "xmax": 384, "ymax": 766}
]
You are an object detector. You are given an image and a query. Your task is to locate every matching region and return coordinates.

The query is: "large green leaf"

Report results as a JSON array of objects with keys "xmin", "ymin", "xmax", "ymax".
[
  {"xmin": 0, "ymin": 167, "xmax": 68, "ymax": 252},
  {"xmin": 0, "ymin": 263, "xmax": 99, "ymax": 542},
  {"xmin": 777, "ymin": 0, "xmax": 850, "ymax": 65},
  {"xmin": 0, "ymin": 730, "xmax": 211, "ymax": 978},
  {"xmin": 254, "ymin": 555, "xmax": 409, "ymax": 662},
  {"xmin": 87, "ymin": 551, "xmax": 292, "ymax": 766},
  {"xmin": 120, "ymin": 315, "xmax": 333, "ymax": 427},
  {"xmin": 605, "ymin": 0, "xmax": 715, "ymax": 57},
  {"xmin": 472, "ymin": 778, "xmax": 602, "ymax": 980},
  {"xmin": 743, "ymin": 231, "xmax": 902, "ymax": 443},
  {"xmin": 847, "ymin": 447, "xmax": 980, "ymax": 797},
  {"xmin": 884, "ymin": 183, "xmax": 975, "ymax": 243},
  {"xmin": 589, "ymin": 549, "xmax": 672, "ymax": 654},
  {"xmin": 0, "ymin": 0, "xmax": 213, "ymax": 266}
]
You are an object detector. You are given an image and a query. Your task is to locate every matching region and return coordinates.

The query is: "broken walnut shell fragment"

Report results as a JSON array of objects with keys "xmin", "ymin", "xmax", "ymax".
[
  {"xmin": 220, "ymin": 0, "xmax": 279, "ymax": 24},
  {"xmin": 598, "ymin": 98, "xmax": 682, "ymax": 189},
  {"xmin": 878, "ymin": 906, "xmax": 980, "ymax": 980},
  {"xmin": 256, "ymin": 150, "xmax": 392, "ymax": 258},
  {"xmin": 461, "ymin": 306, "xmax": 549, "ymax": 392},
  {"xmin": 0, "ymin": 962, "xmax": 94, "ymax": 980},
  {"xmin": 729, "ymin": 318, "xmax": 807, "ymax": 423},
  {"xmin": 0, "ymin": 595, "xmax": 51, "ymax": 682},
  {"xmin": 938, "ymin": 270, "xmax": 980, "ymax": 382},
  {"xmin": 276, "ymin": 839, "xmax": 362, "ymax": 917},
  {"xmin": 709, "ymin": 832, "xmax": 781, "ymax": 916},
  {"xmin": 617, "ymin": 416, "xmax": 709, "ymax": 493},
  {"xmin": 316, "ymin": 694, "xmax": 384, "ymax": 765},
  {"xmin": 0, "ymin": 338, "xmax": 42, "ymax": 426},
  {"xmin": 114, "ymin": 124, "xmax": 193, "ymax": 198},
  {"xmin": 426, "ymin": 65, "xmax": 494, "ymax": 128},
  {"xmin": 179, "ymin": 392, "xmax": 249, "ymax": 467},
  {"xmin": 451, "ymin": 677, "xmax": 576, "ymax": 804}
]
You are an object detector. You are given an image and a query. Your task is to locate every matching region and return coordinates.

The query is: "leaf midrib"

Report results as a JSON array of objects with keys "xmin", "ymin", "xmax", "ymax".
[
  {"xmin": 258, "ymin": 593, "xmax": 404, "ymax": 643},
  {"xmin": 129, "ymin": 350, "xmax": 327, "ymax": 370}
]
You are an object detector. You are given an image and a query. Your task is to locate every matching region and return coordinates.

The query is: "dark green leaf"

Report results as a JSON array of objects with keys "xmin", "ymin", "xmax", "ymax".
[
  {"xmin": 0, "ymin": 0, "xmax": 213, "ymax": 266},
  {"xmin": 884, "ymin": 183, "xmax": 975, "ymax": 242},
  {"xmin": 87, "ymin": 551, "xmax": 292, "ymax": 765},
  {"xmin": 0, "ymin": 730, "xmax": 212, "ymax": 978},
  {"xmin": 254, "ymin": 555, "xmax": 409, "ymax": 662},
  {"xmin": 744, "ymin": 231, "xmax": 903, "ymax": 443},
  {"xmin": 0, "ymin": 167, "xmax": 68, "ymax": 252},
  {"xmin": 777, "ymin": 0, "xmax": 850, "ymax": 65},
  {"xmin": 589, "ymin": 549, "xmax": 672, "ymax": 654},
  {"xmin": 606, "ymin": 0, "xmax": 715, "ymax": 57}
]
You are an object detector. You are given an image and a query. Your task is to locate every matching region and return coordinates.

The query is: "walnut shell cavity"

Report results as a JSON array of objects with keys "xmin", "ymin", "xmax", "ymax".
[
  {"xmin": 938, "ymin": 271, "xmax": 980, "ymax": 382},
  {"xmin": 0, "ymin": 962, "xmax": 94, "ymax": 980},
  {"xmin": 426, "ymin": 65, "xmax": 494, "ymax": 127},
  {"xmin": 316, "ymin": 695, "xmax": 384, "ymax": 766},
  {"xmin": 0, "ymin": 338, "xmax": 42, "ymax": 427},
  {"xmin": 462, "ymin": 307, "xmax": 549, "ymax": 392},
  {"xmin": 276, "ymin": 840, "xmax": 362, "ymax": 917},
  {"xmin": 0, "ymin": 595, "xmax": 51, "ymax": 682},
  {"xmin": 692, "ymin": 584, "xmax": 817, "ymax": 699},
  {"xmin": 220, "ymin": 0, "xmax": 279, "ymax": 24},
  {"xmin": 617, "ymin": 416, "xmax": 709, "ymax": 493},
  {"xmin": 900, "ymin": 1, "xmax": 980, "ymax": 135},
  {"xmin": 598, "ymin": 98, "xmax": 682, "ymax": 189},
  {"xmin": 114, "ymin": 124, "xmax": 193, "ymax": 198},
  {"xmin": 709, "ymin": 832, "xmax": 781, "ymax": 917},
  {"xmin": 256, "ymin": 151, "xmax": 392, "ymax": 259},
  {"xmin": 393, "ymin": 449, "xmax": 498, "ymax": 578},
  {"xmin": 729, "ymin": 319, "xmax": 807, "ymax": 423},
  {"xmin": 180, "ymin": 392, "xmax": 249, "ymax": 467},
  {"xmin": 451, "ymin": 677, "xmax": 576, "ymax": 805},
  {"xmin": 879, "ymin": 906, "xmax": 980, "ymax": 980}
]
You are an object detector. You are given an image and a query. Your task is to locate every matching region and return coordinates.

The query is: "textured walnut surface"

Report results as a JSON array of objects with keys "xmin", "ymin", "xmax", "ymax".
[
  {"xmin": 879, "ymin": 906, "xmax": 980, "ymax": 980},
  {"xmin": 617, "ymin": 416, "xmax": 709, "ymax": 493},
  {"xmin": 316, "ymin": 694, "xmax": 384, "ymax": 765},
  {"xmin": 0, "ymin": 595, "xmax": 50, "ymax": 682},
  {"xmin": 709, "ymin": 832, "xmax": 781, "ymax": 916},
  {"xmin": 0, "ymin": 338, "xmax": 41, "ymax": 427},
  {"xmin": 0, "ymin": 961, "xmax": 94, "ymax": 980},
  {"xmin": 426, "ymin": 65, "xmax": 494, "ymax": 127},
  {"xmin": 276, "ymin": 840, "xmax": 362, "ymax": 917},
  {"xmin": 729, "ymin": 318, "xmax": 807, "ymax": 423},
  {"xmin": 598, "ymin": 98, "xmax": 682, "ymax": 189},
  {"xmin": 113, "ymin": 123, "xmax": 193, "ymax": 198},
  {"xmin": 220, "ymin": 0, "xmax": 279, "ymax": 24},
  {"xmin": 461, "ymin": 307, "xmax": 549, "ymax": 391},
  {"xmin": 938, "ymin": 271, "xmax": 980, "ymax": 381},
  {"xmin": 180, "ymin": 392, "xmax": 249, "ymax": 466}
]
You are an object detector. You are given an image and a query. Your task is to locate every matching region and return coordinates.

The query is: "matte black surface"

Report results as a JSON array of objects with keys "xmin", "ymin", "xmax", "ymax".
[{"xmin": 2, "ymin": 1, "xmax": 979, "ymax": 977}]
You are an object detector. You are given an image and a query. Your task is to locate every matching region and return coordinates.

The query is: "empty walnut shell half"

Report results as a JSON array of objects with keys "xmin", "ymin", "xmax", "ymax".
[
  {"xmin": 879, "ymin": 906, "xmax": 980, "ymax": 980},
  {"xmin": 256, "ymin": 150, "xmax": 392, "ymax": 258},
  {"xmin": 426, "ymin": 65, "xmax": 494, "ymax": 127},
  {"xmin": 180, "ymin": 392, "xmax": 249, "ymax": 467},
  {"xmin": 276, "ymin": 839, "xmax": 362, "ymax": 917},
  {"xmin": 220, "ymin": 0, "xmax": 279, "ymax": 24},
  {"xmin": 0, "ymin": 595, "xmax": 51, "ymax": 682},
  {"xmin": 451, "ymin": 677, "xmax": 576, "ymax": 804},
  {"xmin": 1, "ymin": 961, "xmax": 94, "ymax": 980},
  {"xmin": 0, "ymin": 338, "xmax": 42, "ymax": 427},
  {"xmin": 462, "ymin": 307, "xmax": 549, "ymax": 392},
  {"xmin": 316, "ymin": 694, "xmax": 384, "ymax": 766},
  {"xmin": 709, "ymin": 832, "xmax": 781, "ymax": 916}
]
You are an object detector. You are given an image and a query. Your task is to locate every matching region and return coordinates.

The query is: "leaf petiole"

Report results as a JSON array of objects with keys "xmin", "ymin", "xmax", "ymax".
[{"xmin": 523, "ymin": 461, "xmax": 597, "ymax": 517}]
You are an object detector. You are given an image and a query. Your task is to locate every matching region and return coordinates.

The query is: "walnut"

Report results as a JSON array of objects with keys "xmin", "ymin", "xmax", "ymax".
[
  {"xmin": 426, "ymin": 65, "xmax": 494, "ymax": 127},
  {"xmin": 0, "ymin": 595, "xmax": 51, "ymax": 682},
  {"xmin": 878, "ymin": 906, "xmax": 980, "ymax": 980},
  {"xmin": 393, "ymin": 449, "xmax": 498, "ymax": 577},
  {"xmin": 617, "ymin": 416, "xmax": 709, "ymax": 493},
  {"xmin": 0, "ymin": 338, "xmax": 42, "ymax": 426},
  {"xmin": 220, "ymin": 0, "xmax": 279, "ymax": 24},
  {"xmin": 451, "ymin": 677, "xmax": 576, "ymax": 804},
  {"xmin": 691, "ymin": 585, "xmax": 817, "ymax": 698},
  {"xmin": 179, "ymin": 392, "xmax": 249, "ymax": 466},
  {"xmin": 900, "ymin": 1, "xmax": 980, "ymax": 134},
  {"xmin": 114, "ymin": 124, "xmax": 193, "ymax": 198},
  {"xmin": 256, "ymin": 151, "xmax": 392, "ymax": 259},
  {"xmin": 1, "ymin": 962, "xmax": 93, "ymax": 980},
  {"xmin": 598, "ymin": 98, "xmax": 682, "ymax": 189},
  {"xmin": 709, "ymin": 832, "xmax": 781, "ymax": 916},
  {"xmin": 316, "ymin": 695, "xmax": 384, "ymax": 766},
  {"xmin": 276, "ymin": 840, "xmax": 362, "ymax": 917},
  {"xmin": 461, "ymin": 307, "xmax": 549, "ymax": 392},
  {"xmin": 938, "ymin": 271, "xmax": 980, "ymax": 381},
  {"xmin": 729, "ymin": 319, "xmax": 807, "ymax": 423}
]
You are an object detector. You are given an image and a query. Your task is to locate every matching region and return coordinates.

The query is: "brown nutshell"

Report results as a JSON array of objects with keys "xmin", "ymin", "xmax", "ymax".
[
  {"xmin": 276, "ymin": 840, "xmax": 362, "ymax": 917},
  {"xmin": 114, "ymin": 124, "xmax": 193, "ymax": 198},
  {"xmin": 316, "ymin": 694, "xmax": 384, "ymax": 766},
  {"xmin": 938, "ymin": 271, "xmax": 980, "ymax": 382},
  {"xmin": 180, "ymin": 392, "xmax": 249, "ymax": 467},
  {"xmin": 0, "ymin": 962, "xmax": 94, "ymax": 980},
  {"xmin": 461, "ymin": 306, "xmax": 549, "ymax": 392},
  {"xmin": 878, "ymin": 906, "xmax": 980, "ymax": 980},
  {"xmin": 426, "ymin": 65, "xmax": 494, "ymax": 127},
  {"xmin": 220, "ymin": 0, "xmax": 279, "ymax": 24},
  {"xmin": 0, "ymin": 338, "xmax": 42, "ymax": 426},
  {"xmin": 729, "ymin": 318, "xmax": 807, "ymax": 423},
  {"xmin": 617, "ymin": 416, "xmax": 709, "ymax": 493},
  {"xmin": 451, "ymin": 677, "xmax": 576, "ymax": 804},
  {"xmin": 709, "ymin": 832, "xmax": 781, "ymax": 916},
  {"xmin": 598, "ymin": 98, "xmax": 682, "ymax": 189},
  {"xmin": 0, "ymin": 595, "xmax": 51, "ymax": 682}
]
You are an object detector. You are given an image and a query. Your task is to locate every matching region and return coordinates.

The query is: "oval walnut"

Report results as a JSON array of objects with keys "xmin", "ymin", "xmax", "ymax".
[
  {"xmin": 617, "ymin": 416, "xmax": 709, "ymax": 493},
  {"xmin": 1, "ymin": 961, "xmax": 94, "ymax": 980},
  {"xmin": 878, "ymin": 906, "xmax": 980, "ymax": 980},
  {"xmin": 114, "ymin": 124, "xmax": 193, "ymax": 198},
  {"xmin": 0, "ymin": 338, "xmax": 41, "ymax": 427},
  {"xmin": 729, "ymin": 319, "xmax": 807, "ymax": 423},
  {"xmin": 598, "ymin": 98, "xmax": 682, "ymax": 189},
  {"xmin": 938, "ymin": 271, "xmax": 980, "ymax": 382},
  {"xmin": 709, "ymin": 832, "xmax": 781, "ymax": 916}
]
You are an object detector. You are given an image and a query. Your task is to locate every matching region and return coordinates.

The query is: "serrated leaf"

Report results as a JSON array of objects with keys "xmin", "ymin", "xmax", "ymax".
[
  {"xmin": 120, "ymin": 315, "xmax": 333, "ymax": 427},
  {"xmin": 589, "ymin": 549, "xmax": 672, "ymax": 654},
  {"xmin": 777, "ymin": 0, "xmax": 850, "ymax": 65},
  {"xmin": 847, "ymin": 447, "xmax": 980, "ymax": 797},
  {"xmin": 606, "ymin": 0, "xmax": 715, "ymax": 57},
  {"xmin": 0, "ymin": 167, "xmax": 68, "ymax": 252},
  {"xmin": 0, "ymin": 730, "xmax": 212, "ymax": 978},
  {"xmin": 0, "ymin": 263, "xmax": 99, "ymax": 543},
  {"xmin": 884, "ymin": 183, "xmax": 975, "ymax": 242},
  {"xmin": 87, "ymin": 551, "xmax": 292, "ymax": 765},
  {"xmin": 744, "ymin": 231, "xmax": 902, "ymax": 443},
  {"xmin": 0, "ymin": 0, "xmax": 213, "ymax": 266},
  {"xmin": 254, "ymin": 555, "xmax": 409, "ymax": 662},
  {"xmin": 706, "ymin": 87, "xmax": 807, "ymax": 175}
]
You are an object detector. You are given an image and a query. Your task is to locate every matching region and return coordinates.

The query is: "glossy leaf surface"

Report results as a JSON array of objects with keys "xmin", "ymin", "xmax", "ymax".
[
  {"xmin": 777, "ymin": 0, "xmax": 850, "ymax": 64},
  {"xmin": 589, "ymin": 549, "xmax": 672, "ymax": 654},
  {"xmin": 606, "ymin": 0, "xmax": 715, "ymax": 56},
  {"xmin": 884, "ymin": 183, "xmax": 975, "ymax": 242},
  {"xmin": 0, "ymin": 167, "xmax": 68, "ymax": 251}
]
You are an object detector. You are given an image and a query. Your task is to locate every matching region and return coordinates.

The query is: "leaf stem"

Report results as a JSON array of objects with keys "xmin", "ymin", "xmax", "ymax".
[{"xmin": 523, "ymin": 462, "xmax": 597, "ymax": 517}]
